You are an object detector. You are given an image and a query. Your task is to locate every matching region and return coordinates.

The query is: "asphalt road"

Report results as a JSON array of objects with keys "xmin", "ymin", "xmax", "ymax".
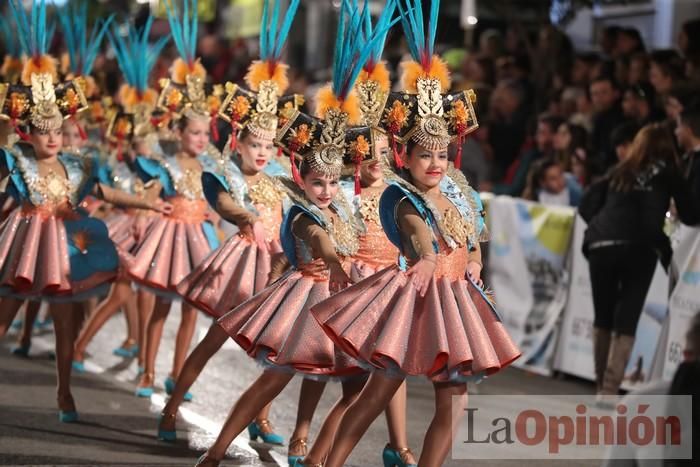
[{"xmin": 0, "ymin": 302, "xmax": 602, "ymax": 466}]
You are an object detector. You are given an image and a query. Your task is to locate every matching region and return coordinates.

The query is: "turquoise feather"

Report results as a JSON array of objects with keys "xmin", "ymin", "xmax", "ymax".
[
  {"xmin": 398, "ymin": 0, "xmax": 440, "ymax": 64},
  {"xmin": 164, "ymin": 0, "xmax": 199, "ymax": 65},
  {"xmin": 57, "ymin": 1, "xmax": 113, "ymax": 76}
]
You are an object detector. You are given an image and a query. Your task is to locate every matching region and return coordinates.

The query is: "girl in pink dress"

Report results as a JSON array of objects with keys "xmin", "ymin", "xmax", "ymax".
[
  {"xmin": 157, "ymin": 0, "xmax": 302, "ymax": 442},
  {"xmin": 313, "ymin": 1, "xmax": 521, "ymax": 466}
]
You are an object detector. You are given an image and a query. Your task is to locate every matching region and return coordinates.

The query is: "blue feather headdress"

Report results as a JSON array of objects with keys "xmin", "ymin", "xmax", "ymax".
[
  {"xmin": 108, "ymin": 15, "xmax": 169, "ymax": 109},
  {"xmin": 163, "ymin": 0, "xmax": 204, "ymax": 85},
  {"xmin": 9, "ymin": 0, "xmax": 58, "ymax": 85},
  {"xmin": 244, "ymin": 0, "xmax": 300, "ymax": 94},
  {"xmin": 57, "ymin": 1, "xmax": 113, "ymax": 78}
]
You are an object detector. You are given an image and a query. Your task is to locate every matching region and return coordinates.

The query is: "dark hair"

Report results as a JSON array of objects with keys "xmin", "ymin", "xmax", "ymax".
[
  {"xmin": 590, "ymin": 73, "xmax": 620, "ymax": 91},
  {"xmin": 625, "ymin": 81, "xmax": 657, "ymax": 107},
  {"xmin": 682, "ymin": 19, "xmax": 700, "ymax": 56},
  {"xmin": 668, "ymin": 81, "xmax": 700, "ymax": 108},
  {"xmin": 680, "ymin": 105, "xmax": 700, "ymax": 138},
  {"xmin": 537, "ymin": 113, "xmax": 565, "ymax": 134},
  {"xmin": 299, "ymin": 158, "xmax": 312, "ymax": 178},
  {"xmin": 619, "ymin": 27, "xmax": 646, "ymax": 53},
  {"xmin": 558, "ymin": 122, "xmax": 589, "ymax": 156},
  {"xmin": 522, "ymin": 157, "xmax": 560, "ymax": 200},
  {"xmin": 536, "ymin": 158, "xmax": 561, "ymax": 182},
  {"xmin": 176, "ymin": 117, "xmax": 191, "ymax": 132},
  {"xmin": 610, "ymin": 121, "xmax": 641, "ymax": 148},
  {"xmin": 610, "ymin": 123, "xmax": 679, "ymax": 191},
  {"xmin": 687, "ymin": 312, "xmax": 700, "ymax": 356},
  {"xmin": 649, "ymin": 49, "xmax": 685, "ymax": 80}
]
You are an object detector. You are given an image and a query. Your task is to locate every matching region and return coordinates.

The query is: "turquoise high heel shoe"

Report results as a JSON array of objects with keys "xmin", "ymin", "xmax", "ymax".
[
  {"xmin": 157, "ymin": 411, "xmax": 177, "ymax": 442},
  {"xmin": 135, "ymin": 372, "xmax": 154, "ymax": 398},
  {"xmin": 287, "ymin": 438, "xmax": 307, "ymax": 467},
  {"xmin": 10, "ymin": 319, "xmax": 22, "ymax": 331},
  {"xmin": 164, "ymin": 376, "xmax": 193, "ymax": 402},
  {"xmin": 382, "ymin": 444, "xmax": 417, "ymax": 467},
  {"xmin": 113, "ymin": 341, "xmax": 139, "ymax": 358},
  {"xmin": 72, "ymin": 360, "xmax": 86, "ymax": 373},
  {"xmin": 247, "ymin": 419, "xmax": 284, "ymax": 445},
  {"xmin": 59, "ymin": 410, "xmax": 79, "ymax": 423},
  {"xmin": 11, "ymin": 343, "xmax": 30, "ymax": 357}
]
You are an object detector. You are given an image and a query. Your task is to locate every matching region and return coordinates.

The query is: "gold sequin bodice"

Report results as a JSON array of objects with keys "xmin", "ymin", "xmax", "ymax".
[{"xmin": 247, "ymin": 175, "xmax": 284, "ymax": 241}]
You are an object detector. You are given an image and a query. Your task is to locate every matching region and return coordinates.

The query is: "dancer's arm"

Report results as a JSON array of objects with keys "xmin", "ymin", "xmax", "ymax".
[
  {"xmin": 293, "ymin": 214, "xmax": 351, "ymax": 290},
  {"xmin": 397, "ymin": 200, "xmax": 436, "ymax": 297},
  {"xmin": 94, "ymin": 183, "xmax": 171, "ymax": 213}
]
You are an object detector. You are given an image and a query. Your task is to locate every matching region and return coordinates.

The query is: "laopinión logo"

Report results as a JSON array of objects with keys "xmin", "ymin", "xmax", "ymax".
[{"xmin": 452, "ymin": 395, "xmax": 692, "ymax": 460}]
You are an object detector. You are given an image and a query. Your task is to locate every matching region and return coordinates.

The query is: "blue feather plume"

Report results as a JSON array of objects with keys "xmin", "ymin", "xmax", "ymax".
[
  {"xmin": 9, "ymin": 0, "xmax": 51, "ymax": 58},
  {"xmin": 362, "ymin": 0, "xmax": 397, "ymax": 66},
  {"xmin": 57, "ymin": 1, "xmax": 114, "ymax": 76},
  {"xmin": 258, "ymin": 0, "xmax": 300, "ymax": 63},
  {"xmin": 397, "ymin": 0, "xmax": 440, "ymax": 65},
  {"xmin": 164, "ymin": 0, "xmax": 199, "ymax": 65},
  {"xmin": 332, "ymin": 0, "xmax": 400, "ymax": 101},
  {"xmin": 108, "ymin": 16, "xmax": 170, "ymax": 93}
]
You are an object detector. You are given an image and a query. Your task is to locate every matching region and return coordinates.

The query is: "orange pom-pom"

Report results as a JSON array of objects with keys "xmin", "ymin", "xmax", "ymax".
[
  {"xmin": 21, "ymin": 55, "xmax": 58, "ymax": 85},
  {"xmin": 118, "ymin": 84, "xmax": 139, "ymax": 107},
  {"xmin": 315, "ymin": 85, "xmax": 361, "ymax": 125},
  {"xmin": 170, "ymin": 57, "xmax": 206, "ymax": 85},
  {"xmin": 244, "ymin": 60, "xmax": 290, "ymax": 94},
  {"xmin": 400, "ymin": 55, "xmax": 451, "ymax": 93},
  {"xmin": 140, "ymin": 88, "xmax": 159, "ymax": 107},
  {"xmin": 358, "ymin": 61, "xmax": 390, "ymax": 93}
]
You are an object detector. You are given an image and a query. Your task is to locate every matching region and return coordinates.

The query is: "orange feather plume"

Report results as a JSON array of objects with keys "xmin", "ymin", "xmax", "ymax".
[
  {"xmin": 245, "ymin": 60, "xmax": 290, "ymax": 94},
  {"xmin": 358, "ymin": 61, "xmax": 390, "ymax": 93},
  {"xmin": 21, "ymin": 55, "xmax": 58, "ymax": 85},
  {"xmin": 315, "ymin": 84, "xmax": 361, "ymax": 125},
  {"xmin": 400, "ymin": 55, "xmax": 451, "ymax": 93},
  {"xmin": 170, "ymin": 57, "xmax": 206, "ymax": 85},
  {"xmin": 118, "ymin": 85, "xmax": 158, "ymax": 108}
]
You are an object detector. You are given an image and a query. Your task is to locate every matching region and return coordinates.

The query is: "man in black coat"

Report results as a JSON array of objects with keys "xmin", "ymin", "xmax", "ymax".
[
  {"xmin": 590, "ymin": 75, "xmax": 626, "ymax": 174},
  {"xmin": 674, "ymin": 105, "xmax": 700, "ymax": 226}
]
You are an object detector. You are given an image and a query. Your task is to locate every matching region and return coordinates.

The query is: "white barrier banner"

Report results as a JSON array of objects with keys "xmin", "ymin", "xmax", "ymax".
[
  {"xmin": 555, "ymin": 216, "xmax": 669, "ymax": 388},
  {"xmin": 488, "ymin": 197, "xmax": 575, "ymax": 375},
  {"xmin": 662, "ymin": 225, "xmax": 700, "ymax": 381}
]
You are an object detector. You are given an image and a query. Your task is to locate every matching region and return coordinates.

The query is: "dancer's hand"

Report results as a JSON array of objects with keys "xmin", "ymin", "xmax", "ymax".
[
  {"xmin": 329, "ymin": 262, "xmax": 352, "ymax": 293},
  {"xmin": 252, "ymin": 221, "xmax": 268, "ymax": 251},
  {"xmin": 406, "ymin": 255, "xmax": 436, "ymax": 297},
  {"xmin": 154, "ymin": 199, "xmax": 173, "ymax": 215},
  {"xmin": 467, "ymin": 261, "xmax": 484, "ymax": 288}
]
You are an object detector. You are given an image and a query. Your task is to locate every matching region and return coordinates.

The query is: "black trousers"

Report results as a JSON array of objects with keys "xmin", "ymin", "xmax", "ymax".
[{"xmin": 587, "ymin": 244, "xmax": 658, "ymax": 336}]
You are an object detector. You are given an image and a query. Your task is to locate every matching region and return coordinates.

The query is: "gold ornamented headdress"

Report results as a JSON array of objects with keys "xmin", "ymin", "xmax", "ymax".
[{"xmin": 382, "ymin": 0, "xmax": 479, "ymax": 169}]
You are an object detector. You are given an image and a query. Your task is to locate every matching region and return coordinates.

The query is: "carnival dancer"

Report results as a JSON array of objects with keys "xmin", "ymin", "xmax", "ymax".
[
  {"xmin": 72, "ymin": 15, "xmax": 170, "ymax": 373},
  {"xmin": 312, "ymin": 2, "xmax": 521, "ymax": 466},
  {"xmin": 157, "ymin": 0, "xmax": 301, "ymax": 443},
  {"xmin": 131, "ymin": 0, "xmax": 224, "ymax": 399},
  {"xmin": 191, "ymin": 4, "xmax": 402, "ymax": 466},
  {"xmin": 0, "ymin": 0, "xmax": 171, "ymax": 422}
]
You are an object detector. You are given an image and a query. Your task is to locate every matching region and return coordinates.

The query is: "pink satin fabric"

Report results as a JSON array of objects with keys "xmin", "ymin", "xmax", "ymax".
[
  {"xmin": 351, "ymin": 218, "xmax": 399, "ymax": 282},
  {"xmin": 177, "ymin": 235, "xmax": 283, "ymax": 318},
  {"xmin": 125, "ymin": 196, "xmax": 214, "ymax": 294},
  {"xmin": 217, "ymin": 268, "xmax": 362, "ymax": 377},
  {"xmin": 312, "ymin": 256, "xmax": 521, "ymax": 382},
  {"xmin": 0, "ymin": 204, "xmax": 115, "ymax": 298}
]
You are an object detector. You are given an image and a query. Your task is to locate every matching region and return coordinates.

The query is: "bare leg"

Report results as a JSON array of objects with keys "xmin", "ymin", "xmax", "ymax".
[
  {"xmin": 384, "ymin": 381, "xmax": 417, "ymax": 463},
  {"xmin": 256, "ymin": 402, "xmax": 273, "ymax": 422},
  {"xmin": 74, "ymin": 281, "xmax": 131, "ymax": 361},
  {"xmin": 289, "ymin": 378, "xmax": 327, "ymax": 458},
  {"xmin": 0, "ymin": 298, "xmax": 25, "ymax": 337},
  {"xmin": 17, "ymin": 301, "xmax": 41, "ymax": 348},
  {"xmin": 160, "ymin": 324, "xmax": 228, "ymax": 431},
  {"xmin": 74, "ymin": 297, "xmax": 96, "ymax": 339},
  {"xmin": 171, "ymin": 303, "xmax": 198, "ymax": 379},
  {"xmin": 205, "ymin": 370, "xmax": 294, "ymax": 460},
  {"xmin": 417, "ymin": 382, "xmax": 468, "ymax": 467},
  {"xmin": 304, "ymin": 376, "xmax": 366, "ymax": 464},
  {"xmin": 50, "ymin": 303, "xmax": 78, "ymax": 412},
  {"xmin": 137, "ymin": 290, "xmax": 155, "ymax": 369},
  {"xmin": 324, "ymin": 373, "xmax": 404, "ymax": 467},
  {"xmin": 123, "ymin": 285, "xmax": 138, "ymax": 343},
  {"xmin": 137, "ymin": 297, "xmax": 170, "ymax": 389}
]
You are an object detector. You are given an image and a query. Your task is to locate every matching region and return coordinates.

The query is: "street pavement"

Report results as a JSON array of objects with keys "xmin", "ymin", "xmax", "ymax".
[{"xmin": 0, "ymin": 303, "xmax": 602, "ymax": 466}]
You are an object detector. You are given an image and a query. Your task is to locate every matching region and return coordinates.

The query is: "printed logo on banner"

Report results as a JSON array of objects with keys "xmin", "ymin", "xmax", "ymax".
[
  {"xmin": 452, "ymin": 395, "xmax": 693, "ymax": 460},
  {"xmin": 681, "ymin": 253, "xmax": 700, "ymax": 285}
]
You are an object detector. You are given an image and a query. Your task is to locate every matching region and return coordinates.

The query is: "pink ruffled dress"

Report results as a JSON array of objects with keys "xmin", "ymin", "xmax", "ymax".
[
  {"xmin": 176, "ymin": 157, "xmax": 286, "ymax": 318},
  {"xmin": 125, "ymin": 150, "xmax": 220, "ymax": 297},
  {"xmin": 0, "ymin": 144, "xmax": 119, "ymax": 301},
  {"xmin": 312, "ymin": 169, "xmax": 521, "ymax": 382},
  {"xmin": 217, "ymin": 189, "xmax": 365, "ymax": 379}
]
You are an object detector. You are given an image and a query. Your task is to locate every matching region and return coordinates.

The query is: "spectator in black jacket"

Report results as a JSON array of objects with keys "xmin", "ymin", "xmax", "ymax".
[
  {"xmin": 674, "ymin": 105, "xmax": 700, "ymax": 225},
  {"xmin": 590, "ymin": 75, "xmax": 626, "ymax": 173},
  {"xmin": 578, "ymin": 123, "xmax": 696, "ymax": 405}
]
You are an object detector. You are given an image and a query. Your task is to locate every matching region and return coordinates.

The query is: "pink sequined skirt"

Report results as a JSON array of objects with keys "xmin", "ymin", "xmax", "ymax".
[
  {"xmin": 0, "ymin": 207, "xmax": 116, "ymax": 300},
  {"xmin": 104, "ymin": 210, "xmax": 138, "ymax": 253},
  {"xmin": 125, "ymin": 213, "xmax": 217, "ymax": 296},
  {"xmin": 217, "ymin": 271, "xmax": 363, "ymax": 378},
  {"xmin": 176, "ymin": 235, "xmax": 283, "ymax": 318},
  {"xmin": 311, "ymin": 266, "xmax": 521, "ymax": 382}
]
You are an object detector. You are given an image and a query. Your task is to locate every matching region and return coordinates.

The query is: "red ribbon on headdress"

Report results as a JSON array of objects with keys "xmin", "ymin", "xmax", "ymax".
[
  {"xmin": 290, "ymin": 150, "xmax": 302, "ymax": 186},
  {"xmin": 229, "ymin": 122, "xmax": 238, "ymax": 151},
  {"xmin": 71, "ymin": 114, "xmax": 88, "ymax": 140},
  {"xmin": 390, "ymin": 136, "xmax": 404, "ymax": 169},
  {"xmin": 210, "ymin": 115, "xmax": 219, "ymax": 142},
  {"xmin": 11, "ymin": 119, "xmax": 30, "ymax": 141},
  {"xmin": 454, "ymin": 135, "xmax": 464, "ymax": 170}
]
